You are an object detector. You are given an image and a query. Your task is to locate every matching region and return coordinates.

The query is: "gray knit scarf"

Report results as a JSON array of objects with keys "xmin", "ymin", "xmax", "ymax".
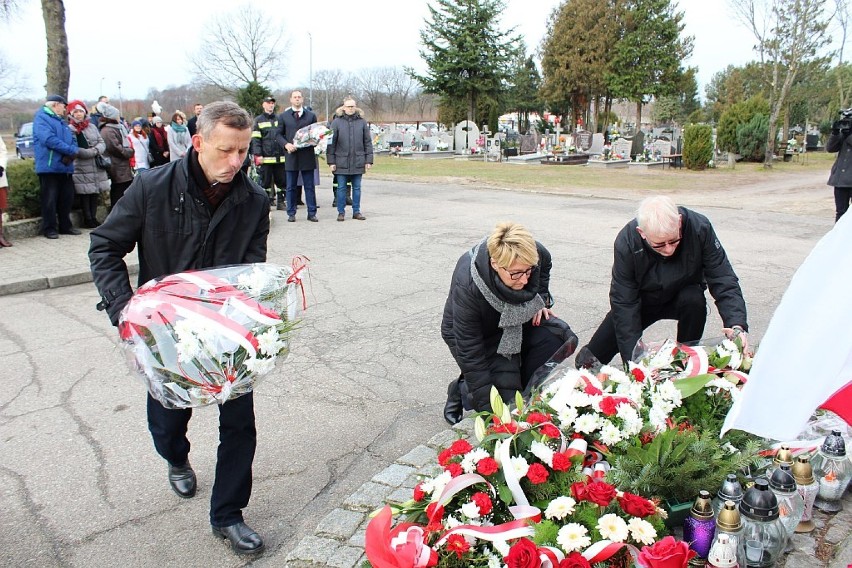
[{"xmin": 469, "ymin": 240, "xmax": 545, "ymax": 358}]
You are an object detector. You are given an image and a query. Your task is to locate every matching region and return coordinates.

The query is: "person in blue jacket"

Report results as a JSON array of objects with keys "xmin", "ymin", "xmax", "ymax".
[{"xmin": 33, "ymin": 94, "xmax": 79, "ymax": 239}]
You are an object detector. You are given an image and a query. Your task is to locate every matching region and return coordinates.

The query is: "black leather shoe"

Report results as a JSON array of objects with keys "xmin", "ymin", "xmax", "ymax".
[
  {"xmin": 168, "ymin": 462, "xmax": 197, "ymax": 498},
  {"xmin": 443, "ymin": 378, "xmax": 463, "ymax": 425},
  {"xmin": 45, "ymin": 232, "xmax": 59, "ymax": 239},
  {"xmin": 59, "ymin": 228, "xmax": 82, "ymax": 235},
  {"xmin": 308, "ymin": 216, "xmax": 318, "ymax": 222},
  {"xmin": 287, "ymin": 216, "xmax": 295, "ymax": 222},
  {"xmin": 276, "ymin": 202, "xmax": 286, "ymax": 211},
  {"xmin": 212, "ymin": 522, "xmax": 265, "ymax": 555}
]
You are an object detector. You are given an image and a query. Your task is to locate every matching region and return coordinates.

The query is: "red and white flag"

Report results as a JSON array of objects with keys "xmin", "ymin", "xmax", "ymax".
[{"xmin": 722, "ymin": 213, "xmax": 852, "ymax": 440}]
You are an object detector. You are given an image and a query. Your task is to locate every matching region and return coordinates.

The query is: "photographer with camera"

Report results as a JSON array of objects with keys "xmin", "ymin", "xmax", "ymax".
[{"xmin": 826, "ymin": 108, "xmax": 852, "ymax": 221}]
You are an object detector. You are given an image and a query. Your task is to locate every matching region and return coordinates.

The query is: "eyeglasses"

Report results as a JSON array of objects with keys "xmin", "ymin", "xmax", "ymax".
[
  {"xmin": 499, "ymin": 265, "xmax": 534, "ymax": 280},
  {"xmin": 646, "ymin": 232, "xmax": 682, "ymax": 250}
]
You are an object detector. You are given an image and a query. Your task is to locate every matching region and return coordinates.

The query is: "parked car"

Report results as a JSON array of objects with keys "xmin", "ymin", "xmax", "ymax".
[{"xmin": 15, "ymin": 122, "xmax": 34, "ymax": 159}]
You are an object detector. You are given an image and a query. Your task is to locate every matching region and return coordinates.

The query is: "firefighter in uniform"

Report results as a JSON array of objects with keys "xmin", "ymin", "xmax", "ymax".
[{"xmin": 250, "ymin": 96, "xmax": 286, "ymax": 209}]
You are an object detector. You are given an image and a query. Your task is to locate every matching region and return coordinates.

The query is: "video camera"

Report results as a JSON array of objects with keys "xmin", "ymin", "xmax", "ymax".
[{"xmin": 834, "ymin": 108, "xmax": 852, "ymax": 133}]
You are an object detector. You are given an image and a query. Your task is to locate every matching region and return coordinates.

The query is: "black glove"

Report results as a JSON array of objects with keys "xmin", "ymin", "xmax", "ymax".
[{"xmin": 60, "ymin": 154, "xmax": 75, "ymax": 166}]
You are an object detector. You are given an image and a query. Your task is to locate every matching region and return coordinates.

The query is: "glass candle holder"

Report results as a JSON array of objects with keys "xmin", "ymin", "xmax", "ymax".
[
  {"xmin": 792, "ymin": 455, "xmax": 819, "ymax": 533},
  {"xmin": 812, "ymin": 430, "xmax": 852, "ymax": 514},
  {"xmin": 684, "ymin": 490, "xmax": 717, "ymax": 558},
  {"xmin": 738, "ymin": 478, "xmax": 786, "ymax": 568}
]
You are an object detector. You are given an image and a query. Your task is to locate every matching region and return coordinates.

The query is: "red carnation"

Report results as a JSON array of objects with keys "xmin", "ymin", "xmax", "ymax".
[
  {"xmin": 449, "ymin": 439, "xmax": 473, "ymax": 455},
  {"xmin": 540, "ymin": 423, "xmax": 561, "ymax": 439},
  {"xmin": 471, "ymin": 491, "xmax": 493, "ymax": 516},
  {"xmin": 630, "ymin": 367, "xmax": 646, "ymax": 382},
  {"xmin": 477, "ymin": 457, "xmax": 499, "ymax": 476},
  {"xmin": 413, "ymin": 483, "xmax": 426, "ymax": 502},
  {"xmin": 583, "ymin": 383, "xmax": 603, "ymax": 396},
  {"xmin": 446, "ymin": 534, "xmax": 470, "ymax": 559},
  {"xmin": 491, "ymin": 417, "xmax": 519, "ymax": 434},
  {"xmin": 560, "ymin": 552, "xmax": 592, "ymax": 568},
  {"xmin": 552, "ymin": 452, "xmax": 571, "ymax": 472},
  {"xmin": 584, "ymin": 481, "xmax": 617, "ymax": 507},
  {"xmin": 425, "ymin": 502, "xmax": 444, "ymax": 528},
  {"xmin": 438, "ymin": 449, "xmax": 453, "ymax": 466},
  {"xmin": 599, "ymin": 396, "xmax": 628, "ymax": 416},
  {"xmin": 526, "ymin": 412, "xmax": 551, "ymax": 425},
  {"xmin": 619, "ymin": 492, "xmax": 657, "ymax": 518},
  {"xmin": 445, "ymin": 462, "xmax": 463, "ymax": 477},
  {"xmin": 505, "ymin": 537, "xmax": 541, "ymax": 568},
  {"xmin": 527, "ymin": 462, "xmax": 550, "ymax": 485}
]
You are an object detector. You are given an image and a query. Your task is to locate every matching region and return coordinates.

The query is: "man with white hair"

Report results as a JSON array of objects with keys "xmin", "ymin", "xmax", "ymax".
[{"xmin": 576, "ymin": 195, "xmax": 749, "ymax": 368}]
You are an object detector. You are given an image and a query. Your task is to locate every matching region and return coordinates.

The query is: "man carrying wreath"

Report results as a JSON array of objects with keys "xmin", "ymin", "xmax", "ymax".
[{"xmin": 89, "ymin": 101, "xmax": 270, "ymax": 556}]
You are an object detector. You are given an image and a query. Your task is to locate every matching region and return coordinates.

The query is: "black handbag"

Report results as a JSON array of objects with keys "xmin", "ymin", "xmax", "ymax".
[{"xmin": 95, "ymin": 154, "xmax": 112, "ymax": 170}]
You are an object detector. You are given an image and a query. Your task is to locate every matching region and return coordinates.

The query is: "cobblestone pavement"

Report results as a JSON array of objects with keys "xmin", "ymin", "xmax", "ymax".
[{"xmin": 1, "ymin": 174, "xmax": 849, "ymax": 567}]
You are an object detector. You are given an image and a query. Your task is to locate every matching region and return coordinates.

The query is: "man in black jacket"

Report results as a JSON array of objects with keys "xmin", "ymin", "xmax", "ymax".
[
  {"xmin": 278, "ymin": 90, "xmax": 319, "ymax": 222},
  {"xmin": 251, "ymin": 96, "xmax": 286, "ymax": 209},
  {"xmin": 89, "ymin": 101, "xmax": 269, "ymax": 556},
  {"xmin": 576, "ymin": 195, "xmax": 749, "ymax": 369},
  {"xmin": 826, "ymin": 110, "xmax": 852, "ymax": 221},
  {"xmin": 441, "ymin": 222, "xmax": 577, "ymax": 423}
]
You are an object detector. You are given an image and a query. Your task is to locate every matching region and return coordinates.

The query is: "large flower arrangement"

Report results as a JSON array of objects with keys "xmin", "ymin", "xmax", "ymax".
[
  {"xmin": 293, "ymin": 123, "xmax": 332, "ymax": 150},
  {"xmin": 119, "ymin": 261, "xmax": 308, "ymax": 408}
]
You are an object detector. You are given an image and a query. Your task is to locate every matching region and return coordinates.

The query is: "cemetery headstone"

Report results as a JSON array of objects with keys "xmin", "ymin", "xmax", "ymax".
[
  {"xmin": 588, "ymin": 133, "xmax": 605, "ymax": 155},
  {"xmin": 454, "ymin": 121, "xmax": 480, "ymax": 152},
  {"xmin": 575, "ymin": 129, "xmax": 593, "ymax": 151},
  {"xmin": 630, "ymin": 130, "xmax": 645, "ymax": 158},
  {"xmin": 612, "ymin": 138, "xmax": 632, "ymax": 158},
  {"xmin": 653, "ymin": 139, "xmax": 673, "ymax": 157}
]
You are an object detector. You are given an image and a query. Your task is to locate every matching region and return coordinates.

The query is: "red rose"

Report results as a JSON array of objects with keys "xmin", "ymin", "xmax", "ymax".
[
  {"xmin": 438, "ymin": 449, "xmax": 453, "ymax": 466},
  {"xmin": 570, "ymin": 481, "xmax": 588, "ymax": 501},
  {"xmin": 637, "ymin": 536, "xmax": 696, "ymax": 568},
  {"xmin": 552, "ymin": 452, "xmax": 571, "ymax": 472},
  {"xmin": 449, "ymin": 439, "xmax": 473, "ymax": 455},
  {"xmin": 446, "ymin": 533, "xmax": 470, "ymax": 559},
  {"xmin": 540, "ymin": 424, "xmax": 561, "ymax": 439},
  {"xmin": 631, "ymin": 367, "xmax": 646, "ymax": 382},
  {"xmin": 584, "ymin": 481, "xmax": 617, "ymax": 506},
  {"xmin": 413, "ymin": 483, "xmax": 426, "ymax": 502},
  {"xmin": 527, "ymin": 462, "xmax": 550, "ymax": 485},
  {"xmin": 505, "ymin": 537, "xmax": 541, "ymax": 568},
  {"xmin": 619, "ymin": 492, "xmax": 657, "ymax": 518},
  {"xmin": 477, "ymin": 457, "xmax": 499, "ymax": 476},
  {"xmin": 559, "ymin": 552, "xmax": 592, "ymax": 568},
  {"xmin": 471, "ymin": 491, "xmax": 493, "ymax": 516},
  {"xmin": 445, "ymin": 462, "xmax": 463, "ymax": 477},
  {"xmin": 526, "ymin": 412, "xmax": 551, "ymax": 425}
]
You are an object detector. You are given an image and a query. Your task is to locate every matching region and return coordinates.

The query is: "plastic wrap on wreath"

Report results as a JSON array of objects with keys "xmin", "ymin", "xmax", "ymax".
[
  {"xmin": 118, "ymin": 261, "xmax": 309, "ymax": 409},
  {"xmin": 293, "ymin": 123, "xmax": 332, "ymax": 149}
]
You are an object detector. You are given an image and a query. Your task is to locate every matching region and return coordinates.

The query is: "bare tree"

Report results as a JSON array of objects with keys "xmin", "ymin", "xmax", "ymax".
[
  {"xmin": 0, "ymin": 51, "xmax": 27, "ymax": 100},
  {"xmin": 1, "ymin": 0, "xmax": 69, "ymax": 98},
  {"xmin": 355, "ymin": 68, "xmax": 386, "ymax": 118},
  {"xmin": 732, "ymin": 0, "xmax": 831, "ymax": 166},
  {"xmin": 383, "ymin": 68, "xmax": 418, "ymax": 117},
  {"xmin": 193, "ymin": 5, "xmax": 289, "ymax": 95},
  {"xmin": 312, "ymin": 69, "xmax": 353, "ymax": 121}
]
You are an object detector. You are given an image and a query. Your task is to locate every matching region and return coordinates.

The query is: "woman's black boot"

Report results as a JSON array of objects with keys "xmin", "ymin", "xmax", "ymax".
[{"xmin": 443, "ymin": 376, "xmax": 463, "ymax": 425}]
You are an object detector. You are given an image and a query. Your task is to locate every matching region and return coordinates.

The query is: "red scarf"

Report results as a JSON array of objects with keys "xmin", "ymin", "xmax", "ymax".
[
  {"xmin": 151, "ymin": 125, "xmax": 167, "ymax": 147},
  {"xmin": 70, "ymin": 117, "xmax": 90, "ymax": 134}
]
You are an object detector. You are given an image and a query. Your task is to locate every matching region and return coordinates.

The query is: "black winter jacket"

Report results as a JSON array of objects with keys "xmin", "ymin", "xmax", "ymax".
[
  {"xmin": 278, "ymin": 108, "xmax": 318, "ymax": 171},
  {"xmin": 327, "ymin": 107, "xmax": 373, "ymax": 175},
  {"xmin": 610, "ymin": 207, "xmax": 747, "ymax": 362},
  {"xmin": 89, "ymin": 150, "xmax": 270, "ymax": 325},
  {"xmin": 827, "ymin": 131, "xmax": 852, "ymax": 187},
  {"xmin": 251, "ymin": 112, "xmax": 284, "ymax": 164},
  {"xmin": 441, "ymin": 240, "xmax": 556, "ymax": 411}
]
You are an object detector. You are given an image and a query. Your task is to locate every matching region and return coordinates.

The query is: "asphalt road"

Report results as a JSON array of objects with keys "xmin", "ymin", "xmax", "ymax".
[{"xmin": 0, "ymin": 172, "xmax": 837, "ymax": 567}]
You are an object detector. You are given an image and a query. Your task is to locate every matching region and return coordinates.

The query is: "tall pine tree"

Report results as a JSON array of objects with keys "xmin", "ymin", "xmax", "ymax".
[
  {"xmin": 506, "ymin": 49, "xmax": 543, "ymax": 134},
  {"xmin": 409, "ymin": 0, "xmax": 521, "ymax": 129}
]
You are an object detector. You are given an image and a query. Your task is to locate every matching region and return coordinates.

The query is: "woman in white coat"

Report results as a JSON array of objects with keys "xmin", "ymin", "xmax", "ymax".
[{"xmin": 167, "ymin": 111, "xmax": 191, "ymax": 162}]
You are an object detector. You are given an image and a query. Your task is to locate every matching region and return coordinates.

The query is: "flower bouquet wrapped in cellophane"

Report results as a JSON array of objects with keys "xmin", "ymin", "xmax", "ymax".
[
  {"xmin": 293, "ymin": 123, "xmax": 332, "ymax": 149},
  {"xmin": 118, "ymin": 260, "xmax": 308, "ymax": 409}
]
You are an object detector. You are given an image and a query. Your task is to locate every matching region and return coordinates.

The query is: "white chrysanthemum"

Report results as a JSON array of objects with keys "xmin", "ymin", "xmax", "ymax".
[
  {"xmin": 509, "ymin": 455, "xmax": 530, "ymax": 478},
  {"xmin": 492, "ymin": 540, "xmax": 511, "ymax": 557},
  {"xmin": 544, "ymin": 496, "xmax": 576, "ymax": 520},
  {"xmin": 461, "ymin": 501, "xmax": 481, "ymax": 519},
  {"xmin": 243, "ymin": 356, "xmax": 275, "ymax": 375},
  {"xmin": 587, "ymin": 394, "xmax": 603, "ymax": 411},
  {"xmin": 460, "ymin": 448, "xmax": 490, "ymax": 473},
  {"xmin": 531, "ymin": 441, "xmax": 555, "ymax": 467},
  {"xmin": 256, "ymin": 328, "xmax": 284, "ymax": 355},
  {"xmin": 573, "ymin": 413, "xmax": 601, "ymax": 434},
  {"xmin": 420, "ymin": 470, "xmax": 452, "ymax": 496},
  {"xmin": 656, "ymin": 381, "xmax": 682, "ymax": 404},
  {"xmin": 616, "ymin": 404, "xmax": 639, "ymax": 423},
  {"xmin": 600, "ymin": 420, "xmax": 623, "ymax": 445},
  {"xmin": 557, "ymin": 406, "xmax": 579, "ymax": 427},
  {"xmin": 173, "ymin": 319, "xmax": 198, "ymax": 342},
  {"xmin": 648, "ymin": 406, "xmax": 670, "ymax": 431},
  {"xmin": 720, "ymin": 338, "xmax": 738, "ymax": 352},
  {"xmin": 557, "ymin": 523, "xmax": 591, "ymax": 553},
  {"xmin": 627, "ymin": 517, "xmax": 657, "ymax": 545},
  {"xmin": 175, "ymin": 338, "xmax": 201, "ymax": 362},
  {"xmin": 566, "ymin": 390, "xmax": 592, "ymax": 408},
  {"xmin": 601, "ymin": 365, "xmax": 630, "ymax": 384},
  {"xmin": 597, "ymin": 513, "xmax": 629, "ymax": 542},
  {"xmin": 622, "ymin": 415, "xmax": 644, "ymax": 437},
  {"xmin": 444, "ymin": 515, "xmax": 463, "ymax": 529},
  {"xmin": 236, "ymin": 266, "xmax": 270, "ymax": 295}
]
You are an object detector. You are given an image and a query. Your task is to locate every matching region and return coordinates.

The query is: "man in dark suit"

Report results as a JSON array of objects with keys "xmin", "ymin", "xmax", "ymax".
[{"xmin": 278, "ymin": 90, "xmax": 318, "ymax": 222}]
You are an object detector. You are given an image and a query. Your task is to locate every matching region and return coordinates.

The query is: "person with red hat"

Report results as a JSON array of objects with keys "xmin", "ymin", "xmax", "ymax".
[{"xmin": 67, "ymin": 99, "xmax": 110, "ymax": 228}]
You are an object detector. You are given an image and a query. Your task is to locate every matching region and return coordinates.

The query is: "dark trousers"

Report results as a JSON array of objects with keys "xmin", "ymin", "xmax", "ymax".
[
  {"xmin": 110, "ymin": 180, "xmax": 132, "ymax": 210},
  {"xmin": 258, "ymin": 163, "xmax": 286, "ymax": 196},
  {"xmin": 585, "ymin": 284, "xmax": 707, "ymax": 365},
  {"xmin": 834, "ymin": 187, "xmax": 852, "ymax": 222},
  {"xmin": 286, "ymin": 169, "xmax": 316, "ymax": 217},
  {"xmin": 79, "ymin": 193, "xmax": 99, "ymax": 224},
  {"xmin": 38, "ymin": 173, "xmax": 74, "ymax": 235},
  {"xmin": 146, "ymin": 392, "xmax": 257, "ymax": 527}
]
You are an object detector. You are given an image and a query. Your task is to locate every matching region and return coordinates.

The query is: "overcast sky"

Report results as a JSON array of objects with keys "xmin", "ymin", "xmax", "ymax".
[{"xmin": 0, "ymin": 0, "xmax": 821, "ymax": 105}]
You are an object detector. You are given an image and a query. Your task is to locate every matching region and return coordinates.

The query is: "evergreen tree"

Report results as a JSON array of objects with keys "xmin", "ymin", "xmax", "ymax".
[
  {"xmin": 607, "ymin": 0, "xmax": 693, "ymax": 125},
  {"xmin": 409, "ymin": 0, "xmax": 521, "ymax": 129},
  {"xmin": 505, "ymin": 49, "xmax": 543, "ymax": 134},
  {"xmin": 236, "ymin": 81, "xmax": 273, "ymax": 117}
]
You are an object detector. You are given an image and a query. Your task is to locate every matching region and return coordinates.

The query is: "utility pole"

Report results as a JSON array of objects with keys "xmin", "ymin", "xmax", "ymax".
[{"xmin": 308, "ymin": 32, "xmax": 313, "ymax": 109}]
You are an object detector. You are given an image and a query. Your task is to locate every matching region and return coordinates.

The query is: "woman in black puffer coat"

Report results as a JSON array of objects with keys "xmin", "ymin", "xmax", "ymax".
[{"xmin": 440, "ymin": 222, "xmax": 577, "ymax": 423}]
